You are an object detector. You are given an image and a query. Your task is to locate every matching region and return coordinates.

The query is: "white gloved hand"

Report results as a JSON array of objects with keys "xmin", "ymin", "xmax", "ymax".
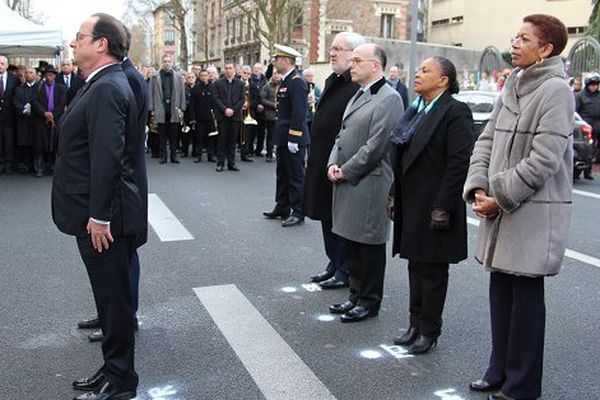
[{"xmin": 287, "ymin": 142, "xmax": 299, "ymax": 154}]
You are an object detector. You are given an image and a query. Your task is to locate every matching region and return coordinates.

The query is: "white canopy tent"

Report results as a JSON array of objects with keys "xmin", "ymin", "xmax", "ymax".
[{"xmin": 0, "ymin": 4, "xmax": 62, "ymax": 58}]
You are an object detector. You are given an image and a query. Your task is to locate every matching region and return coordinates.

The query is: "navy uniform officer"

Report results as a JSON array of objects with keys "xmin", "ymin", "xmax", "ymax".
[{"xmin": 263, "ymin": 44, "xmax": 309, "ymax": 227}]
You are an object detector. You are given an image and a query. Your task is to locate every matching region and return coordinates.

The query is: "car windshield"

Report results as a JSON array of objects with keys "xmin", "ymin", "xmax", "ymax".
[{"xmin": 454, "ymin": 93, "xmax": 496, "ymax": 113}]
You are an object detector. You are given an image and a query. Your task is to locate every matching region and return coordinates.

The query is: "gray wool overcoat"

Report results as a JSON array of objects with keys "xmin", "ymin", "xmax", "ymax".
[
  {"xmin": 463, "ymin": 56, "xmax": 574, "ymax": 277},
  {"xmin": 328, "ymin": 78, "xmax": 402, "ymax": 245},
  {"xmin": 148, "ymin": 70, "xmax": 186, "ymax": 124}
]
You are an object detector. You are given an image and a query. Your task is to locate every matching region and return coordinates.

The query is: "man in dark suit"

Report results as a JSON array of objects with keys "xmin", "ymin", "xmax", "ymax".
[
  {"xmin": 13, "ymin": 66, "xmax": 38, "ymax": 173},
  {"xmin": 246, "ymin": 63, "xmax": 268, "ymax": 158},
  {"xmin": 262, "ymin": 44, "xmax": 309, "ymax": 227},
  {"xmin": 212, "ymin": 62, "xmax": 244, "ymax": 172},
  {"xmin": 52, "ymin": 13, "xmax": 146, "ymax": 400},
  {"xmin": 31, "ymin": 65, "xmax": 66, "ymax": 177},
  {"xmin": 303, "ymin": 32, "xmax": 364, "ymax": 289},
  {"xmin": 56, "ymin": 58, "xmax": 85, "ymax": 105},
  {"xmin": 0, "ymin": 54, "xmax": 18, "ymax": 174},
  {"xmin": 190, "ymin": 68, "xmax": 217, "ymax": 163},
  {"xmin": 77, "ymin": 22, "xmax": 149, "ymax": 346},
  {"xmin": 388, "ymin": 65, "xmax": 409, "ymax": 111}
]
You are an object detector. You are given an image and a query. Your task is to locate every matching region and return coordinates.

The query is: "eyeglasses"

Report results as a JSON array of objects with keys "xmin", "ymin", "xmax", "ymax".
[
  {"xmin": 510, "ymin": 35, "xmax": 532, "ymax": 46},
  {"xmin": 349, "ymin": 57, "xmax": 377, "ymax": 65},
  {"xmin": 330, "ymin": 46, "xmax": 352, "ymax": 53},
  {"xmin": 75, "ymin": 32, "xmax": 97, "ymax": 41}
]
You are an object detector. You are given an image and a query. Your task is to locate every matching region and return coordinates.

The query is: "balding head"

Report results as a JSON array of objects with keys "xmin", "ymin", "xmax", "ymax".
[
  {"xmin": 0, "ymin": 55, "xmax": 7, "ymax": 74},
  {"xmin": 349, "ymin": 43, "xmax": 386, "ymax": 87}
]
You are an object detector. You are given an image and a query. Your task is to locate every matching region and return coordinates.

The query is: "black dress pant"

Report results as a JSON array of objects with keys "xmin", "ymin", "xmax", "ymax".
[
  {"xmin": 484, "ymin": 272, "xmax": 545, "ymax": 399},
  {"xmin": 216, "ymin": 118, "xmax": 239, "ymax": 167},
  {"xmin": 254, "ymin": 118, "xmax": 266, "ymax": 155},
  {"xmin": 76, "ymin": 235, "xmax": 138, "ymax": 391},
  {"xmin": 321, "ymin": 220, "xmax": 349, "ymax": 282},
  {"xmin": 158, "ymin": 118, "xmax": 179, "ymax": 161},
  {"xmin": 264, "ymin": 120, "xmax": 275, "ymax": 157},
  {"xmin": 275, "ymin": 145, "xmax": 306, "ymax": 216},
  {"xmin": 195, "ymin": 119, "xmax": 216, "ymax": 159},
  {"xmin": 346, "ymin": 240, "xmax": 386, "ymax": 311},
  {"xmin": 407, "ymin": 261, "xmax": 449, "ymax": 337},
  {"xmin": 0, "ymin": 123, "xmax": 15, "ymax": 170},
  {"xmin": 242, "ymin": 123, "xmax": 255, "ymax": 156}
]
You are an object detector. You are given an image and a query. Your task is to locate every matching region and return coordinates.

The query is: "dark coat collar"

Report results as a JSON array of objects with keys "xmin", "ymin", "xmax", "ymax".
[
  {"xmin": 367, "ymin": 77, "xmax": 387, "ymax": 95},
  {"xmin": 401, "ymin": 90, "xmax": 453, "ymax": 173}
]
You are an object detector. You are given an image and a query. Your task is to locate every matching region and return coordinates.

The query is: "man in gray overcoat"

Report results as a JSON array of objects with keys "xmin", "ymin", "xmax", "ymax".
[
  {"xmin": 327, "ymin": 43, "xmax": 402, "ymax": 322},
  {"xmin": 148, "ymin": 55, "xmax": 186, "ymax": 164}
]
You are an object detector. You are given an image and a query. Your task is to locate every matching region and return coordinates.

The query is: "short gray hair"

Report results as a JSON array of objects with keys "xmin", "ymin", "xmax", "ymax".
[
  {"xmin": 302, "ymin": 67, "xmax": 314, "ymax": 77},
  {"xmin": 334, "ymin": 32, "xmax": 366, "ymax": 51}
]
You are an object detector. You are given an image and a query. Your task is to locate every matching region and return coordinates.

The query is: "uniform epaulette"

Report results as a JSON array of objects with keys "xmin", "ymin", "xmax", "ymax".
[{"xmin": 292, "ymin": 75, "xmax": 301, "ymax": 80}]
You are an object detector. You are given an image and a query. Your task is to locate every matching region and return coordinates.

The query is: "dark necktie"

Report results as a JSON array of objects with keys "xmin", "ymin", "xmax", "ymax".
[
  {"xmin": 0, "ymin": 75, "xmax": 4, "ymax": 97},
  {"xmin": 351, "ymin": 89, "xmax": 365, "ymax": 105}
]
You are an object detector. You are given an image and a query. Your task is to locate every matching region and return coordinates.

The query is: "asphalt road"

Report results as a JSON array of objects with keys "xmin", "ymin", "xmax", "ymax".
[{"xmin": 1, "ymin": 155, "xmax": 599, "ymax": 400}]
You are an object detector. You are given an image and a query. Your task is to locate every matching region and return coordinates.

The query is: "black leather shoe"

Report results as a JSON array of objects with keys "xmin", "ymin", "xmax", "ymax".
[
  {"xmin": 319, "ymin": 278, "xmax": 349, "ymax": 289},
  {"xmin": 193, "ymin": 157, "xmax": 202, "ymax": 163},
  {"xmin": 74, "ymin": 381, "xmax": 136, "ymax": 400},
  {"xmin": 241, "ymin": 156, "xmax": 254, "ymax": 162},
  {"xmin": 207, "ymin": 156, "xmax": 216, "ymax": 163},
  {"xmin": 88, "ymin": 330, "xmax": 103, "ymax": 343},
  {"xmin": 281, "ymin": 215, "xmax": 304, "ymax": 227},
  {"xmin": 487, "ymin": 392, "xmax": 515, "ymax": 400},
  {"xmin": 340, "ymin": 305, "xmax": 378, "ymax": 323},
  {"xmin": 393, "ymin": 327, "xmax": 419, "ymax": 346},
  {"xmin": 77, "ymin": 317, "xmax": 100, "ymax": 330},
  {"xmin": 329, "ymin": 300, "xmax": 356, "ymax": 314},
  {"xmin": 170, "ymin": 158, "xmax": 180, "ymax": 164},
  {"xmin": 72, "ymin": 370, "xmax": 105, "ymax": 391},
  {"xmin": 228, "ymin": 165, "xmax": 240, "ymax": 171},
  {"xmin": 407, "ymin": 334, "xmax": 437, "ymax": 354},
  {"xmin": 216, "ymin": 165, "xmax": 224, "ymax": 172},
  {"xmin": 310, "ymin": 270, "xmax": 334, "ymax": 283},
  {"xmin": 263, "ymin": 209, "xmax": 289, "ymax": 219},
  {"xmin": 266, "ymin": 156, "xmax": 273, "ymax": 163},
  {"xmin": 159, "ymin": 159, "xmax": 167, "ymax": 164},
  {"xmin": 584, "ymin": 173, "xmax": 594, "ymax": 180},
  {"xmin": 469, "ymin": 379, "xmax": 502, "ymax": 392}
]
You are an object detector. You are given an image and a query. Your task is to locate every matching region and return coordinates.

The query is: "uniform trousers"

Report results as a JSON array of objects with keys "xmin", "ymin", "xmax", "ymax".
[
  {"xmin": 76, "ymin": 235, "xmax": 138, "ymax": 391},
  {"xmin": 321, "ymin": 221, "xmax": 349, "ymax": 282},
  {"xmin": 483, "ymin": 272, "xmax": 545, "ymax": 400},
  {"xmin": 216, "ymin": 118, "xmax": 239, "ymax": 167},
  {"xmin": 275, "ymin": 146, "xmax": 306, "ymax": 217},
  {"xmin": 195, "ymin": 119, "xmax": 216, "ymax": 159},
  {"xmin": 264, "ymin": 121, "xmax": 275, "ymax": 157},
  {"xmin": 407, "ymin": 261, "xmax": 449, "ymax": 337},
  {"xmin": 346, "ymin": 240, "xmax": 386, "ymax": 311}
]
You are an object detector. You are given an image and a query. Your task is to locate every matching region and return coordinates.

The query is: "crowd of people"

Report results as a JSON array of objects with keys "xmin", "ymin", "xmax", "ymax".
[{"xmin": 0, "ymin": 10, "xmax": 580, "ymax": 400}]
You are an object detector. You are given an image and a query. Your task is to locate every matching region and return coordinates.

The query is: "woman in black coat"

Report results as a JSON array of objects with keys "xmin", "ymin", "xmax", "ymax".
[{"xmin": 389, "ymin": 56, "xmax": 474, "ymax": 354}]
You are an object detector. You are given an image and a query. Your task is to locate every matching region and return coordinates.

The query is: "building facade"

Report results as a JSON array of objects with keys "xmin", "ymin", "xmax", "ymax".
[
  {"xmin": 191, "ymin": 0, "xmax": 223, "ymax": 67},
  {"xmin": 427, "ymin": 0, "xmax": 593, "ymax": 53},
  {"xmin": 153, "ymin": 5, "xmax": 181, "ymax": 66}
]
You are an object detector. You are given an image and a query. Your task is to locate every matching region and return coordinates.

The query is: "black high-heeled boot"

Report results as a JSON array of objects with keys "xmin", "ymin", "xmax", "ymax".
[
  {"xmin": 407, "ymin": 334, "xmax": 437, "ymax": 354},
  {"xmin": 393, "ymin": 327, "xmax": 419, "ymax": 346}
]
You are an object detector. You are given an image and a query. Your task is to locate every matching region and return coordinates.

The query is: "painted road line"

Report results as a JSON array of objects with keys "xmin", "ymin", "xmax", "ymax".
[
  {"xmin": 573, "ymin": 189, "xmax": 600, "ymax": 200},
  {"xmin": 194, "ymin": 284, "xmax": 336, "ymax": 400},
  {"xmin": 467, "ymin": 217, "xmax": 600, "ymax": 269},
  {"xmin": 148, "ymin": 193, "xmax": 194, "ymax": 242}
]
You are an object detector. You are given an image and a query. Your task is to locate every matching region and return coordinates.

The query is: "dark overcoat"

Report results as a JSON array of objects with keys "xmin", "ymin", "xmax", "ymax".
[
  {"xmin": 302, "ymin": 70, "xmax": 359, "ymax": 222},
  {"xmin": 13, "ymin": 82, "xmax": 38, "ymax": 146},
  {"xmin": 392, "ymin": 91, "xmax": 474, "ymax": 263},
  {"xmin": 31, "ymin": 81, "xmax": 66, "ymax": 153}
]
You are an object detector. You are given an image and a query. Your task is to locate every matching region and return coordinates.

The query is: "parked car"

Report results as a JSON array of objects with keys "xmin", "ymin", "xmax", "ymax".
[
  {"xmin": 573, "ymin": 112, "xmax": 594, "ymax": 180},
  {"xmin": 453, "ymin": 90, "xmax": 501, "ymax": 137},
  {"xmin": 454, "ymin": 91, "xmax": 594, "ymax": 179}
]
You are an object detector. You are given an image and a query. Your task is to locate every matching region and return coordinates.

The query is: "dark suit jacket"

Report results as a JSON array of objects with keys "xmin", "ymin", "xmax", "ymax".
[
  {"xmin": 52, "ymin": 63, "xmax": 146, "ymax": 242},
  {"xmin": 392, "ymin": 91, "xmax": 474, "ymax": 263},
  {"xmin": 13, "ymin": 82, "xmax": 38, "ymax": 146},
  {"xmin": 56, "ymin": 72, "xmax": 85, "ymax": 105},
  {"xmin": 275, "ymin": 68, "xmax": 309, "ymax": 146},
  {"xmin": 121, "ymin": 57, "xmax": 149, "ymax": 247},
  {"xmin": 212, "ymin": 77, "xmax": 244, "ymax": 122},
  {"xmin": 32, "ymin": 81, "xmax": 66, "ymax": 122},
  {"xmin": 302, "ymin": 70, "xmax": 359, "ymax": 222},
  {"xmin": 0, "ymin": 72, "xmax": 18, "ymax": 126}
]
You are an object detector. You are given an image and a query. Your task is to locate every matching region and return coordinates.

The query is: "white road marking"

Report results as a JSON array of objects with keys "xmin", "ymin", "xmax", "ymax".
[
  {"xmin": 147, "ymin": 193, "xmax": 194, "ymax": 242},
  {"xmin": 466, "ymin": 217, "xmax": 600, "ymax": 269},
  {"xmin": 573, "ymin": 189, "xmax": 600, "ymax": 200},
  {"xmin": 194, "ymin": 284, "xmax": 336, "ymax": 400}
]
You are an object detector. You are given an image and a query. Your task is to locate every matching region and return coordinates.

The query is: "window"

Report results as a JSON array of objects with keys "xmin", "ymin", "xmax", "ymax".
[
  {"xmin": 247, "ymin": 15, "xmax": 252, "ymax": 39},
  {"xmin": 164, "ymin": 30, "xmax": 175, "ymax": 46},
  {"xmin": 380, "ymin": 14, "xmax": 394, "ymax": 38},
  {"xmin": 567, "ymin": 26, "xmax": 586, "ymax": 35},
  {"xmin": 432, "ymin": 18, "xmax": 450, "ymax": 27},
  {"xmin": 452, "ymin": 15, "xmax": 463, "ymax": 24},
  {"xmin": 232, "ymin": 18, "xmax": 236, "ymax": 43}
]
